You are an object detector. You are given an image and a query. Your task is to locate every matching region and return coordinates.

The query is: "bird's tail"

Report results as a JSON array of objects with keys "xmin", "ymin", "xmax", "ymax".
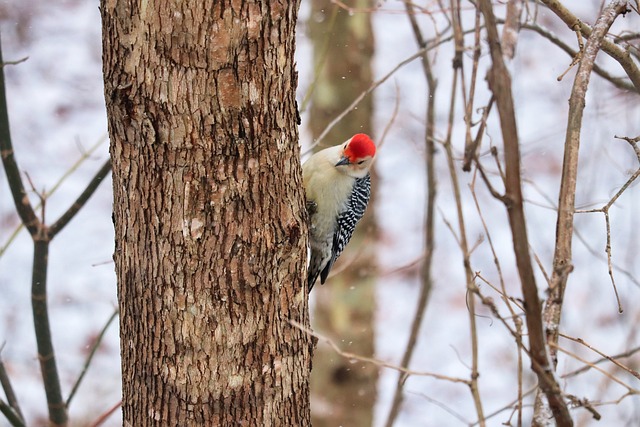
[{"xmin": 307, "ymin": 253, "xmax": 323, "ymax": 292}]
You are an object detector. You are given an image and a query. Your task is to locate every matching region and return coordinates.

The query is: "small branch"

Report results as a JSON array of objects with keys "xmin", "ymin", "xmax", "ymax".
[
  {"xmin": 305, "ymin": 47, "xmax": 426, "ymax": 154},
  {"xmin": 440, "ymin": 4, "xmax": 486, "ymax": 420},
  {"xmin": 1, "ymin": 57, "xmax": 28, "ymax": 67},
  {"xmin": 290, "ymin": 320, "xmax": 470, "ymax": 384},
  {"xmin": 470, "ymin": 169, "xmax": 525, "ymax": 425},
  {"xmin": 477, "ymin": 0, "xmax": 573, "ymax": 424},
  {"xmin": 538, "ymin": 2, "xmax": 630, "ymax": 423},
  {"xmin": 556, "ymin": 23, "xmax": 584, "ymax": 82},
  {"xmin": 603, "ymin": 210, "xmax": 623, "ymax": 312},
  {"xmin": 462, "ymin": 8, "xmax": 486, "ymax": 173},
  {"xmin": 66, "ymin": 309, "xmax": 119, "ymax": 407},
  {"xmin": 551, "ymin": 342, "xmax": 638, "ymax": 392},
  {"xmin": 0, "ymin": 135, "xmax": 108, "ymax": 258},
  {"xmin": 563, "ymin": 345, "xmax": 640, "ymax": 379},
  {"xmin": 49, "ymin": 158, "xmax": 112, "ymax": 238},
  {"xmin": 305, "ymin": 27, "xmax": 477, "ymax": 155},
  {"xmin": 90, "ymin": 401, "xmax": 122, "ymax": 427},
  {"xmin": 539, "ymin": 0, "xmax": 640, "ymax": 92},
  {"xmin": 463, "ymin": 98, "xmax": 495, "ymax": 172},
  {"xmin": 518, "ymin": 21, "xmax": 636, "ymax": 93},
  {"xmin": 559, "ymin": 334, "xmax": 640, "ymax": 381},
  {"xmin": 0, "ymin": 399, "xmax": 25, "ymax": 427},
  {"xmin": 0, "ymin": 33, "xmax": 39, "ymax": 236},
  {"xmin": 0, "ymin": 350, "xmax": 24, "ymax": 423},
  {"xmin": 32, "ymin": 240, "xmax": 68, "ymax": 425}
]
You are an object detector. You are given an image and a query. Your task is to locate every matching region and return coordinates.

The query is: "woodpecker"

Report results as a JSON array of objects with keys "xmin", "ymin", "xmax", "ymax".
[{"xmin": 302, "ymin": 133, "xmax": 376, "ymax": 291}]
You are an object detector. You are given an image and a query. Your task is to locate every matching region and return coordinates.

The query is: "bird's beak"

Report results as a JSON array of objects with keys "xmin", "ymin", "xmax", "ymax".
[{"xmin": 335, "ymin": 156, "xmax": 351, "ymax": 166}]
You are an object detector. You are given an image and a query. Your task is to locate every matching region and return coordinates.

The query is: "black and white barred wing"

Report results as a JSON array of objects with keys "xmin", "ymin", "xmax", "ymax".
[{"xmin": 319, "ymin": 174, "xmax": 371, "ymax": 284}]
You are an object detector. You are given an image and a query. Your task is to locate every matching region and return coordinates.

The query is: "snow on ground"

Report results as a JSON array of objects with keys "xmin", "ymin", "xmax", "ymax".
[{"xmin": 1, "ymin": 1, "xmax": 639, "ymax": 426}]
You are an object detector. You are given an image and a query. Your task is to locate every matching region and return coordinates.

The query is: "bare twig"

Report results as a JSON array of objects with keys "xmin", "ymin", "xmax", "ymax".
[
  {"xmin": 545, "ymin": 0, "xmax": 631, "ymax": 364},
  {"xmin": 462, "ymin": 8, "xmax": 486, "ymax": 172},
  {"xmin": 0, "ymin": 350, "xmax": 24, "ymax": 424},
  {"xmin": 90, "ymin": 401, "xmax": 122, "ymax": 427},
  {"xmin": 0, "ymin": 57, "xmax": 28, "ymax": 67},
  {"xmin": 290, "ymin": 320, "xmax": 470, "ymax": 384},
  {"xmin": 538, "ymin": 2, "xmax": 630, "ymax": 423},
  {"xmin": 476, "ymin": 0, "xmax": 573, "ymax": 424},
  {"xmin": 470, "ymin": 171, "xmax": 524, "ymax": 425},
  {"xmin": 557, "ymin": 23, "xmax": 585, "ymax": 82},
  {"xmin": 563, "ymin": 345, "xmax": 640, "ymax": 379},
  {"xmin": 304, "ymin": 27, "xmax": 477, "ymax": 155},
  {"xmin": 0, "ymin": 36, "xmax": 39, "ymax": 236},
  {"xmin": 441, "ymin": 3, "xmax": 486, "ymax": 422},
  {"xmin": 0, "ymin": 135, "xmax": 108, "ymax": 258},
  {"xmin": 66, "ymin": 309, "xmax": 119, "ymax": 407},
  {"xmin": 49, "ymin": 158, "xmax": 112, "ymax": 237},
  {"xmin": 0, "ymin": 400, "xmax": 24, "ymax": 427},
  {"xmin": 408, "ymin": 390, "xmax": 471, "ymax": 424},
  {"xmin": 559, "ymin": 334, "xmax": 640, "ymax": 381},
  {"xmin": 520, "ymin": 21, "xmax": 637, "ymax": 92},
  {"xmin": 0, "ymin": 30, "xmax": 112, "ymax": 427},
  {"xmin": 0, "ymin": 33, "xmax": 69, "ymax": 427},
  {"xmin": 551, "ymin": 343, "xmax": 638, "ymax": 392},
  {"xmin": 382, "ymin": 2, "xmax": 438, "ymax": 426},
  {"xmin": 539, "ymin": 0, "xmax": 640, "ymax": 92}
]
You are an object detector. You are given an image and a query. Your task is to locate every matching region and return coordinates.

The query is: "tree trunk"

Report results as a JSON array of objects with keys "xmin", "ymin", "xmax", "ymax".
[
  {"xmin": 100, "ymin": 1, "xmax": 311, "ymax": 425},
  {"xmin": 307, "ymin": 1, "xmax": 378, "ymax": 426}
]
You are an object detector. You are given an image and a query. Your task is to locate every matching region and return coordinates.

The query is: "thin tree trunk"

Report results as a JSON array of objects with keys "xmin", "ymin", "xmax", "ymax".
[{"xmin": 101, "ymin": 1, "xmax": 311, "ymax": 425}]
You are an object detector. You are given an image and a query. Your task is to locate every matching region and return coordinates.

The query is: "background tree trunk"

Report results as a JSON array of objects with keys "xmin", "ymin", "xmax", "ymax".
[
  {"xmin": 101, "ymin": 1, "xmax": 311, "ymax": 425},
  {"xmin": 307, "ymin": 1, "xmax": 379, "ymax": 426}
]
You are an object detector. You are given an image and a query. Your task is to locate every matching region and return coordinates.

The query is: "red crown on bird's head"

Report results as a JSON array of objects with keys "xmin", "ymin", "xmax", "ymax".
[{"xmin": 345, "ymin": 133, "xmax": 376, "ymax": 161}]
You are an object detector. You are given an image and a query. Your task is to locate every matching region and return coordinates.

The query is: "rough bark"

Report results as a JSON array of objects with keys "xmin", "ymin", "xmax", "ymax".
[
  {"xmin": 307, "ymin": 1, "xmax": 378, "ymax": 426},
  {"xmin": 101, "ymin": 1, "xmax": 311, "ymax": 425}
]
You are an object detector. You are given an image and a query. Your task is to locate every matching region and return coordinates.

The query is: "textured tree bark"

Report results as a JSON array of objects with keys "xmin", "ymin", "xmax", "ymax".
[
  {"xmin": 101, "ymin": 1, "xmax": 311, "ymax": 425},
  {"xmin": 307, "ymin": 1, "xmax": 378, "ymax": 426}
]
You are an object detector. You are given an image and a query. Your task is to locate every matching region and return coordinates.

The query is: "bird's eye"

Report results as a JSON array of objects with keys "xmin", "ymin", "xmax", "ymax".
[{"xmin": 357, "ymin": 160, "xmax": 365, "ymax": 165}]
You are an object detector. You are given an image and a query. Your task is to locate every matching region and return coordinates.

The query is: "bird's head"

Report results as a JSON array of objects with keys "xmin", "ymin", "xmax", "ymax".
[{"xmin": 335, "ymin": 133, "xmax": 376, "ymax": 178}]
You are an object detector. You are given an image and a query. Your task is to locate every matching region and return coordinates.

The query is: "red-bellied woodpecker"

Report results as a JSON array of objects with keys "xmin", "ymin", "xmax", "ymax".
[{"xmin": 302, "ymin": 133, "xmax": 376, "ymax": 291}]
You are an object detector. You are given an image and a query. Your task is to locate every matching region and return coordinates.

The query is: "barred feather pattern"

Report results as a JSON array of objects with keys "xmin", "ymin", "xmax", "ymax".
[{"xmin": 308, "ymin": 174, "xmax": 371, "ymax": 290}]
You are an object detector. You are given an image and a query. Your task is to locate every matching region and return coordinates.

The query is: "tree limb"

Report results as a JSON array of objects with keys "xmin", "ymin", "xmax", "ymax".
[
  {"xmin": 539, "ymin": 0, "xmax": 640, "ymax": 92},
  {"xmin": 49, "ymin": 158, "xmax": 112, "ymax": 238},
  {"xmin": 476, "ymin": 0, "xmax": 573, "ymax": 425},
  {"xmin": 0, "ymin": 34, "xmax": 39, "ymax": 235}
]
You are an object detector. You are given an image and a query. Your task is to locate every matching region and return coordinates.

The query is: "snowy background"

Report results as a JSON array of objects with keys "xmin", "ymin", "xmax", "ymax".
[{"xmin": 1, "ymin": 0, "xmax": 639, "ymax": 426}]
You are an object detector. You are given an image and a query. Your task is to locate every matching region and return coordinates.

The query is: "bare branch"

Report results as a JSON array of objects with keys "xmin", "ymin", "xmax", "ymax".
[
  {"xmin": 559, "ymin": 334, "xmax": 640, "ymax": 381},
  {"xmin": 66, "ymin": 309, "xmax": 119, "ymax": 407},
  {"xmin": 49, "ymin": 158, "xmax": 112, "ymax": 238},
  {"xmin": 476, "ymin": 0, "xmax": 573, "ymax": 424},
  {"xmin": 539, "ymin": 1, "xmax": 630, "ymax": 423},
  {"xmin": 539, "ymin": 0, "xmax": 640, "ymax": 92},
  {"xmin": 32, "ymin": 239, "xmax": 68, "ymax": 425},
  {"xmin": 518, "ymin": 21, "xmax": 636, "ymax": 93},
  {"xmin": 290, "ymin": 320, "xmax": 470, "ymax": 384},
  {"xmin": 0, "ymin": 34, "xmax": 40, "ymax": 236},
  {"xmin": 0, "ymin": 349, "xmax": 24, "ymax": 424},
  {"xmin": 90, "ymin": 401, "xmax": 122, "ymax": 427},
  {"xmin": 0, "ymin": 399, "xmax": 25, "ymax": 427}
]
